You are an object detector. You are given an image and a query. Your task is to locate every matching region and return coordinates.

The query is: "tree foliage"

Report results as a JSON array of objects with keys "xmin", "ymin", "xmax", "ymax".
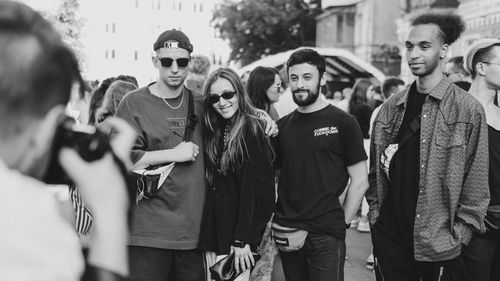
[
  {"xmin": 212, "ymin": 0, "xmax": 322, "ymax": 66},
  {"xmin": 50, "ymin": 0, "xmax": 85, "ymax": 67}
]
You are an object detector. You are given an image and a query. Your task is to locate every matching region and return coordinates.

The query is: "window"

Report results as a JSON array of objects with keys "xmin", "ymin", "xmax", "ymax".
[
  {"xmin": 172, "ymin": 1, "xmax": 175, "ymax": 10},
  {"xmin": 112, "ymin": 23, "xmax": 116, "ymax": 33},
  {"xmin": 178, "ymin": 1, "xmax": 182, "ymax": 11},
  {"xmin": 134, "ymin": 51, "xmax": 138, "ymax": 61},
  {"xmin": 135, "ymin": 0, "xmax": 139, "ymax": 8},
  {"xmin": 157, "ymin": 0, "xmax": 160, "ymax": 9},
  {"xmin": 336, "ymin": 15, "xmax": 343, "ymax": 43},
  {"xmin": 199, "ymin": 3, "xmax": 203, "ymax": 12},
  {"xmin": 193, "ymin": 3, "xmax": 196, "ymax": 12},
  {"xmin": 105, "ymin": 50, "xmax": 108, "ymax": 59},
  {"xmin": 111, "ymin": 50, "xmax": 115, "ymax": 59},
  {"xmin": 105, "ymin": 23, "xmax": 109, "ymax": 32}
]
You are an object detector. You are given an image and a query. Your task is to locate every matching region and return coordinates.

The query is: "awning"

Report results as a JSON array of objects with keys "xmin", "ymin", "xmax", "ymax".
[{"xmin": 237, "ymin": 46, "xmax": 386, "ymax": 83}]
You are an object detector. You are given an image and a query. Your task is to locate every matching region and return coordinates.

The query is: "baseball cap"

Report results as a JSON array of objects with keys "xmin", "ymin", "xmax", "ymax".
[
  {"xmin": 153, "ymin": 29, "xmax": 193, "ymax": 52},
  {"xmin": 463, "ymin": 38, "xmax": 500, "ymax": 75}
]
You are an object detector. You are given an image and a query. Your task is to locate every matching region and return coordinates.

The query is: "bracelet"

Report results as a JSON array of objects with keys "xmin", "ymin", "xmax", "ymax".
[{"xmin": 232, "ymin": 240, "xmax": 246, "ymax": 248}]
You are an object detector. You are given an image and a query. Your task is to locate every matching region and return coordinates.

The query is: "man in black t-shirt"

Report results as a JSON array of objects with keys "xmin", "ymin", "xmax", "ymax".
[
  {"xmin": 368, "ymin": 13, "xmax": 489, "ymax": 281},
  {"xmin": 273, "ymin": 49, "xmax": 369, "ymax": 281}
]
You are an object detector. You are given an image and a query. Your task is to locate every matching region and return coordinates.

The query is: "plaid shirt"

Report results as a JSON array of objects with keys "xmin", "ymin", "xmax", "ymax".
[{"xmin": 367, "ymin": 78, "xmax": 489, "ymax": 262}]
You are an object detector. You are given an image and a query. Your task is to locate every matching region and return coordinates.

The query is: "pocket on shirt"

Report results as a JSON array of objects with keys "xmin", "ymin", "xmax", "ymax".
[{"xmin": 435, "ymin": 122, "xmax": 469, "ymax": 148}]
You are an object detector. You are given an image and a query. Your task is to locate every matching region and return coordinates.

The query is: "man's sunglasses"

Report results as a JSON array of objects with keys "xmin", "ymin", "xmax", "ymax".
[
  {"xmin": 208, "ymin": 91, "xmax": 237, "ymax": 104},
  {"xmin": 158, "ymin": 57, "xmax": 190, "ymax": 68}
]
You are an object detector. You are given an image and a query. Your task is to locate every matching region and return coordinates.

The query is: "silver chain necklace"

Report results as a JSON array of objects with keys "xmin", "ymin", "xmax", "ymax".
[{"xmin": 161, "ymin": 91, "xmax": 184, "ymax": 110}]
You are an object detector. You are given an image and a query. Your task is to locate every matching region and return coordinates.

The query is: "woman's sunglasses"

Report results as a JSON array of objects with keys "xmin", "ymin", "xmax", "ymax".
[
  {"xmin": 208, "ymin": 91, "xmax": 237, "ymax": 104},
  {"xmin": 158, "ymin": 57, "xmax": 190, "ymax": 68}
]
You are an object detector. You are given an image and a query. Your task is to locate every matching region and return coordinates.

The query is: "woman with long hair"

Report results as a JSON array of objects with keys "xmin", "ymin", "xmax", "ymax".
[
  {"xmin": 199, "ymin": 67, "xmax": 275, "ymax": 280},
  {"xmin": 348, "ymin": 78, "xmax": 373, "ymax": 140},
  {"xmin": 246, "ymin": 66, "xmax": 282, "ymax": 120}
]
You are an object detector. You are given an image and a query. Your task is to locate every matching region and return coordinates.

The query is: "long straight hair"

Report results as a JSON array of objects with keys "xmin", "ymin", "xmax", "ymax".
[
  {"xmin": 246, "ymin": 66, "xmax": 279, "ymax": 112},
  {"xmin": 203, "ymin": 67, "xmax": 272, "ymax": 184},
  {"xmin": 348, "ymin": 78, "xmax": 371, "ymax": 113}
]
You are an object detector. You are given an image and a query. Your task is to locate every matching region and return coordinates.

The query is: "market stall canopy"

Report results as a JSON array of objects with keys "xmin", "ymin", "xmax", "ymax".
[{"xmin": 237, "ymin": 47, "xmax": 386, "ymax": 84}]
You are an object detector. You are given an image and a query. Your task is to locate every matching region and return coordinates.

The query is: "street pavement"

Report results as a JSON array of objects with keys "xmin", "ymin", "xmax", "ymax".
[{"xmin": 271, "ymin": 228, "xmax": 376, "ymax": 281}]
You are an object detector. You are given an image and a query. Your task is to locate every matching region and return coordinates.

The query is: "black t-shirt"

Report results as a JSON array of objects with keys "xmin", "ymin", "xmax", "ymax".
[
  {"xmin": 489, "ymin": 126, "xmax": 500, "ymax": 206},
  {"xmin": 373, "ymin": 84, "xmax": 427, "ymax": 257},
  {"xmin": 273, "ymin": 105, "xmax": 367, "ymax": 239}
]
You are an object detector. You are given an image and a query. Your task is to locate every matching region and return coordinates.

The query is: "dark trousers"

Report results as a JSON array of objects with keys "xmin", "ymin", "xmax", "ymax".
[
  {"xmin": 279, "ymin": 232, "xmax": 346, "ymax": 281},
  {"xmin": 375, "ymin": 255, "xmax": 463, "ymax": 281},
  {"xmin": 129, "ymin": 246, "xmax": 204, "ymax": 281},
  {"xmin": 444, "ymin": 233, "xmax": 500, "ymax": 281}
]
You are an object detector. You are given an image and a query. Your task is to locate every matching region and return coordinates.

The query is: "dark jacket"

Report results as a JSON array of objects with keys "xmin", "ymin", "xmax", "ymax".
[
  {"xmin": 367, "ymin": 77, "xmax": 489, "ymax": 261},
  {"xmin": 199, "ymin": 125, "xmax": 275, "ymax": 254}
]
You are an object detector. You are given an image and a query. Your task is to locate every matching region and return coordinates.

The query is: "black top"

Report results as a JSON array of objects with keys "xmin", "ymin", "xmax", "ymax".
[
  {"xmin": 373, "ymin": 84, "xmax": 427, "ymax": 258},
  {"xmin": 199, "ymin": 124, "xmax": 275, "ymax": 254},
  {"xmin": 350, "ymin": 102, "xmax": 373, "ymax": 139},
  {"xmin": 489, "ymin": 125, "xmax": 500, "ymax": 206},
  {"xmin": 273, "ymin": 105, "xmax": 367, "ymax": 239}
]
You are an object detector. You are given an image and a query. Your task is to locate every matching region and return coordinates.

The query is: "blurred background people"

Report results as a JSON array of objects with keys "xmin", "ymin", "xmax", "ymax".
[
  {"xmin": 246, "ymin": 66, "xmax": 282, "ymax": 121},
  {"xmin": 96, "ymin": 80, "xmax": 137, "ymax": 124},
  {"xmin": 445, "ymin": 56, "xmax": 471, "ymax": 90},
  {"xmin": 186, "ymin": 54, "xmax": 211, "ymax": 95}
]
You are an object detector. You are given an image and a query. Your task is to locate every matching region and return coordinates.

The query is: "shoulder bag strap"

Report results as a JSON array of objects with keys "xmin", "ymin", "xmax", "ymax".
[
  {"xmin": 183, "ymin": 89, "xmax": 199, "ymax": 142},
  {"xmin": 398, "ymin": 114, "xmax": 421, "ymax": 147}
]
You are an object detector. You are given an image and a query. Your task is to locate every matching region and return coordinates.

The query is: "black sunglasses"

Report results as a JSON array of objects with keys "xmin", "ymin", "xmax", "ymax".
[
  {"xmin": 158, "ymin": 57, "xmax": 190, "ymax": 68},
  {"xmin": 208, "ymin": 91, "xmax": 237, "ymax": 104}
]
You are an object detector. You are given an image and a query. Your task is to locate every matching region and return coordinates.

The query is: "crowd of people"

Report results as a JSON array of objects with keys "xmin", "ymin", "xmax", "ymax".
[{"xmin": 1, "ymin": 2, "xmax": 500, "ymax": 281}]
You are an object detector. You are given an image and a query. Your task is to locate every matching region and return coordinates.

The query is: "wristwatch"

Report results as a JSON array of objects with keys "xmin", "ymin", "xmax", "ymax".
[
  {"xmin": 346, "ymin": 223, "xmax": 351, "ymax": 229},
  {"xmin": 232, "ymin": 240, "xmax": 246, "ymax": 248}
]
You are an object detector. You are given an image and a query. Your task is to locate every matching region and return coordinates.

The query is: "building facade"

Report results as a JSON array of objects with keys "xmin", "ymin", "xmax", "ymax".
[
  {"xmin": 20, "ymin": 0, "xmax": 229, "ymax": 86},
  {"xmin": 79, "ymin": 0, "xmax": 228, "ymax": 85},
  {"xmin": 316, "ymin": 0, "xmax": 402, "ymax": 77}
]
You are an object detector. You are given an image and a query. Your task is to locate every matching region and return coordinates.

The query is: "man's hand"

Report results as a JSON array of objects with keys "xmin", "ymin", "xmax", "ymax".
[
  {"xmin": 173, "ymin": 141, "xmax": 199, "ymax": 162},
  {"xmin": 255, "ymin": 109, "xmax": 278, "ymax": 136}
]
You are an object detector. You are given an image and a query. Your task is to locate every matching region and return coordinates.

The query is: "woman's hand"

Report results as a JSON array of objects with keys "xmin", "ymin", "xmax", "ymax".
[{"xmin": 230, "ymin": 244, "xmax": 255, "ymax": 274}]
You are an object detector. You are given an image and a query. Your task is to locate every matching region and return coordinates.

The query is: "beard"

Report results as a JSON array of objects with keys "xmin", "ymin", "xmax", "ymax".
[{"xmin": 292, "ymin": 84, "xmax": 320, "ymax": 106}]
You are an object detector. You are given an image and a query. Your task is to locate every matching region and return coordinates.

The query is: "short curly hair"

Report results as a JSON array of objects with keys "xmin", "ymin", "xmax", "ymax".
[{"xmin": 411, "ymin": 13, "xmax": 465, "ymax": 45}]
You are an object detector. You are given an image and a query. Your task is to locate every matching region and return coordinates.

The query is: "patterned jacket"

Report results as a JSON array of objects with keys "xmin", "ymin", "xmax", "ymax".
[{"xmin": 367, "ymin": 77, "xmax": 489, "ymax": 262}]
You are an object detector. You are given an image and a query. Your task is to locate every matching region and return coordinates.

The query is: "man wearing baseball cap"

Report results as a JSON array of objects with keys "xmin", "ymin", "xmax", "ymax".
[{"xmin": 115, "ymin": 29, "xmax": 206, "ymax": 281}]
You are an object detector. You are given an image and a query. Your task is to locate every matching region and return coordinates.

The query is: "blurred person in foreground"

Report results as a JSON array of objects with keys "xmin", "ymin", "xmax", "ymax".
[
  {"xmin": 444, "ymin": 56, "xmax": 471, "ymax": 91},
  {"xmin": 367, "ymin": 13, "xmax": 488, "ymax": 281},
  {"xmin": 246, "ymin": 66, "xmax": 282, "ymax": 120},
  {"xmin": 199, "ymin": 67, "xmax": 275, "ymax": 281},
  {"xmin": 0, "ymin": 1, "xmax": 135, "ymax": 280},
  {"xmin": 273, "ymin": 48, "xmax": 369, "ymax": 281},
  {"xmin": 447, "ymin": 38, "xmax": 500, "ymax": 281}
]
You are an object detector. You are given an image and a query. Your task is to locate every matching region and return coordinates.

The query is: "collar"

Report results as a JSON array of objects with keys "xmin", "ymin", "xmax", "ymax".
[{"xmin": 396, "ymin": 76, "xmax": 452, "ymax": 107}]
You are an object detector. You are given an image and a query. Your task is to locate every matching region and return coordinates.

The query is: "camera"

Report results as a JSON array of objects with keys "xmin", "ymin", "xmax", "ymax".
[{"xmin": 43, "ymin": 116, "xmax": 111, "ymax": 185}]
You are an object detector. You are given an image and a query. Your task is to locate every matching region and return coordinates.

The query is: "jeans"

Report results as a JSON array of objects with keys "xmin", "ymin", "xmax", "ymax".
[
  {"xmin": 129, "ymin": 246, "xmax": 204, "ymax": 281},
  {"xmin": 375, "ymin": 255, "xmax": 463, "ymax": 281},
  {"xmin": 445, "ymin": 232, "xmax": 500, "ymax": 281},
  {"xmin": 279, "ymin": 232, "xmax": 346, "ymax": 281}
]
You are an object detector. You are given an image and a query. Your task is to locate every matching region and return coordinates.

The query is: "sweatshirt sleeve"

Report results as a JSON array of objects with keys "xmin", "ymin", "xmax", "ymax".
[{"xmin": 233, "ymin": 131, "xmax": 276, "ymax": 248}]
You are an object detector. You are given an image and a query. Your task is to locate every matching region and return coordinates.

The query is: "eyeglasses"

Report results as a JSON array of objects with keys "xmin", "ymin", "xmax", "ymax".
[
  {"xmin": 158, "ymin": 57, "xmax": 190, "ymax": 68},
  {"xmin": 271, "ymin": 83, "xmax": 282, "ymax": 89},
  {"xmin": 208, "ymin": 91, "xmax": 237, "ymax": 104}
]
